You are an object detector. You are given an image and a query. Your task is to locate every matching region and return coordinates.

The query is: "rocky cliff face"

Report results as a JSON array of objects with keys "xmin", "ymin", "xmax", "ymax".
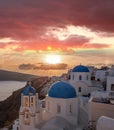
[{"xmin": 0, "ymin": 77, "xmax": 49, "ymax": 128}]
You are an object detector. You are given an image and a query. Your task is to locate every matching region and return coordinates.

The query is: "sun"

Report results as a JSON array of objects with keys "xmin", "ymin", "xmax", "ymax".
[{"xmin": 45, "ymin": 54, "xmax": 62, "ymax": 64}]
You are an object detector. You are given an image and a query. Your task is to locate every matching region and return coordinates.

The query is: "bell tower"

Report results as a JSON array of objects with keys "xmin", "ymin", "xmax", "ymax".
[{"xmin": 19, "ymin": 81, "xmax": 39, "ymax": 130}]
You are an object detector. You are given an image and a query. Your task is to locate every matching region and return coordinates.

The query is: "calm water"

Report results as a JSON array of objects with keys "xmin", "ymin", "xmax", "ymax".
[{"xmin": 0, "ymin": 81, "xmax": 26, "ymax": 101}]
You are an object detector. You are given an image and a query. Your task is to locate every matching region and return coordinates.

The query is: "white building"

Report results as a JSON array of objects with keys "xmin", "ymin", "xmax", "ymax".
[
  {"xmin": 13, "ymin": 64, "xmax": 113, "ymax": 130},
  {"xmin": 13, "ymin": 80, "xmax": 79, "ymax": 130},
  {"xmin": 106, "ymin": 66, "xmax": 114, "ymax": 91},
  {"xmin": 95, "ymin": 69, "xmax": 107, "ymax": 81},
  {"xmin": 88, "ymin": 66, "xmax": 114, "ymax": 129},
  {"xmin": 69, "ymin": 65, "xmax": 92, "ymax": 96},
  {"xmin": 106, "ymin": 76, "xmax": 114, "ymax": 91}
]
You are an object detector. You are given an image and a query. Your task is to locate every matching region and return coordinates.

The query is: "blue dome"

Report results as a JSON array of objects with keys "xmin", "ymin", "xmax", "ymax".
[
  {"xmin": 23, "ymin": 84, "xmax": 36, "ymax": 95},
  {"xmin": 48, "ymin": 81, "xmax": 77, "ymax": 98},
  {"xmin": 72, "ymin": 65, "xmax": 89, "ymax": 72}
]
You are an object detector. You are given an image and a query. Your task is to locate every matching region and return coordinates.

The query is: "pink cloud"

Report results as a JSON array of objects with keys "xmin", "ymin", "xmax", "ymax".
[{"xmin": 0, "ymin": 36, "xmax": 110, "ymax": 52}]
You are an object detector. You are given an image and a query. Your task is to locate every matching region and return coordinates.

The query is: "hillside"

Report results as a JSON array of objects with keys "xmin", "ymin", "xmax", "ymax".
[{"xmin": 0, "ymin": 70, "xmax": 39, "ymax": 81}]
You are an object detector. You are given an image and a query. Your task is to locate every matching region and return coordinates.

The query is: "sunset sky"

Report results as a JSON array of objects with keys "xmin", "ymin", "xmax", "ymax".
[{"xmin": 0, "ymin": 0, "xmax": 114, "ymax": 74}]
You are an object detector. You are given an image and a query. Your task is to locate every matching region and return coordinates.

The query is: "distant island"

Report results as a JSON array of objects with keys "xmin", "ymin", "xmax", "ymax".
[{"xmin": 0, "ymin": 69, "xmax": 39, "ymax": 81}]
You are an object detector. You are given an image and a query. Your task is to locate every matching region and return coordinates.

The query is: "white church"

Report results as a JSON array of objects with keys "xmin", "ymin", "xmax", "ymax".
[{"xmin": 12, "ymin": 65, "xmax": 114, "ymax": 130}]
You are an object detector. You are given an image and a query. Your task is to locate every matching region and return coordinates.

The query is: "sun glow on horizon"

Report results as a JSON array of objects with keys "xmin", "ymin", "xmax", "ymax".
[{"xmin": 45, "ymin": 54, "xmax": 62, "ymax": 64}]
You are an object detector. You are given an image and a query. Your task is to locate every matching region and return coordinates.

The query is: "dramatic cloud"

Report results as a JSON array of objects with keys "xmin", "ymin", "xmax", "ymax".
[
  {"xmin": 0, "ymin": 0, "xmax": 114, "ymax": 37},
  {"xmin": 0, "ymin": 0, "xmax": 113, "ymax": 54}
]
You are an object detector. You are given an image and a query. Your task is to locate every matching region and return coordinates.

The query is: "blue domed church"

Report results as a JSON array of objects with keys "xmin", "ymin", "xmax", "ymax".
[
  {"xmin": 48, "ymin": 81, "xmax": 77, "ymax": 98},
  {"xmin": 13, "ymin": 65, "xmax": 93, "ymax": 130},
  {"xmin": 42, "ymin": 81, "xmax": 79, "ymax": 126},
  {"xmin": 14, "ymin": 81, "xmax": 79, "ymax": 130},
  {"xmin": 69, "ymin": 65, "xmax": 91, "ymax": 96},
  {"xmin": 19, "ymin": 81, "xmax": 39, "ymax": 130}
]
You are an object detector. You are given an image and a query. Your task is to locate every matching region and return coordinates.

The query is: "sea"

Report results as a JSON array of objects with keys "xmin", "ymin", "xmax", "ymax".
[{"xmin": 0, "ymin": 81, "xmax": 26, "ymax": 101}]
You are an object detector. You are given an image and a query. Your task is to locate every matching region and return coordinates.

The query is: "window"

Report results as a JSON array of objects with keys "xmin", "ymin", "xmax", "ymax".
[
  {"xmin": 57, "ymin": 104, "xmax": 61, "ymax": 113},
  {"xmin": 68, "ymin": 75, "xmax": 71, "ymax": 80},
  {"xmin": 111, "ymin": 84, "xmax": 114, "ymax": 91},
  {"xmin": 42, "ymin": 101, "xmax": 46, "ymax": 108},
  {"xmin": 78, "ymin": 87, "xmax": 81, "ymax": 92},
  {"xmin": 72, "ymin": 74, "xmax": 74, "ymax": 80},
  {"xmin": 25, "ymin": 97, "xmax": 29, "ymax": 106},
  {"xmin": 24, "ymin": 110, "xmax": 29, "ymax": 118},
  {"xmin": 47, "ymin": 101, "xmax": 50, "ymax": 110},
  {"xmin": 97, "ymin": 78, "xmax": 100, "ymax": 81},
  {"xmin": 26, "ymin": 113, "xmax": 29, "ymax": 118},
  {"xmin": 79, "ymin": 75, "xmax": 82, "ymax": 80},
  {"xmin": 24, "ymin": 110, "xmax": 30, "ymax": 125},
  {"xmin": 87, "ymin": 75, "xmax": 89, "ymax": 80},
  {"xmin": 31, "ymin": 97, "xmax": 33, "ymax": 103},
  {"xmin": 69, "ymin": 104, "xmax": 72, "ymax": 113},
  {"xmin": 30, "ymin": 97, "xmax": 34, "ymax": 106}
]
